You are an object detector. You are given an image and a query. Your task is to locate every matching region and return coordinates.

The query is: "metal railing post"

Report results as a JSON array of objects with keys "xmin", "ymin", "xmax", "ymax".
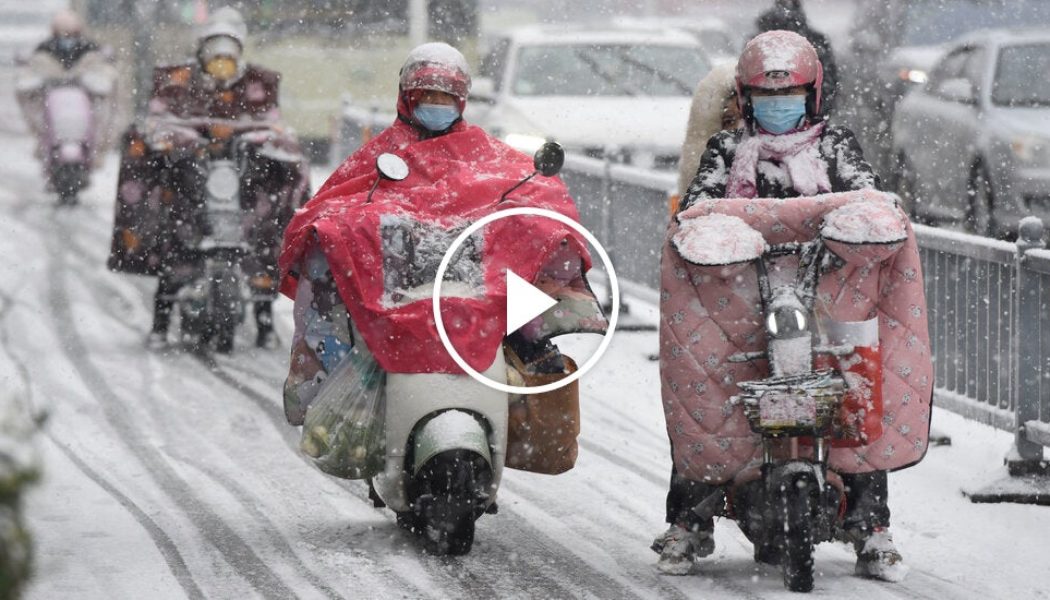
[
  {"xmin": 599, "ymin": 150, "xmax": 615, "ymax": 311},
  {"xmin": 1010, "ymin": 216, "xmax": 1047, "ymax": 473}
]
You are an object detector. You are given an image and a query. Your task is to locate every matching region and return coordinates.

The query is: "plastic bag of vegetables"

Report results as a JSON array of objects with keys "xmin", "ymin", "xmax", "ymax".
[{"xmin": 300, "ymin": 341, "xmax": 387, "ymax": 479}]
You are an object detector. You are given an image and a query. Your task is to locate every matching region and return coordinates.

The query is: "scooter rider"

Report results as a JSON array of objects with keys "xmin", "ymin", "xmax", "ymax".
[
  {"xmin": 287, "ymin": 42, "xmax": 563, "ymax": 413},
  {"xmin": 16, "ymin": 9, "xmax": 115, "ymax": 166},
  {"xmin": 36, "ymin": 9, "xmax": 100, "ymax": 70},
  {"xmin": 655, "ymin": 30, "xmax": 901, "ymax": 579},
  {"xmin": 140, "ymin": 7, "xmax": 290, "ymax": 349}
]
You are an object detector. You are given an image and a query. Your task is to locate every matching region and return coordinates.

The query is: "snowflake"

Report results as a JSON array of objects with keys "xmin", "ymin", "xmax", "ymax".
[
  {"xmin": 691, "ymin": 408, "xmax": 704, "ymax": 422},
  {"xmin": 661, "ymin": 290, "xmax": 671, "ymax": 302},
  {"xmin": 717, "ymin": 296, "xmax": 729, "ymax": 309},
  {"xmin": 910, "ymin": 305, "xmax": 922, "ymax": 318},
  {"xmin": 694, "ymin": 381, "xmax": 708, "ymax": 395},
  {"xmin": 672, "ymin": 310, "xmax": 685, "ymax": 324}
]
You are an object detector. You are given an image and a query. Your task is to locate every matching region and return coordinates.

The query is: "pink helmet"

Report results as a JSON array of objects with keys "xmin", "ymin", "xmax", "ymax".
[
  {"xmin": 736, "ymin": 30, "xmax": 824, "ymax": 115},
  {"xmin": 397, "ymin": 42, "xmax": 471, "ymax": 117}
]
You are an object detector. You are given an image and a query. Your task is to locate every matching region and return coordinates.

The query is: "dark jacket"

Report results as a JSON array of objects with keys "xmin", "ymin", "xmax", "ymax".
[
  {"xmin": 150, "ymin": 62, "xmax": 280, "ymax": 119},
  {"xmin": 679, "ymin": 124, "xmax": 878, "ymax": 211},
  {"xmin": 36, "ymin": 36, "xmax": 100, "ymax": 70},
  {"xmin": 754, "ymin": 2, "xmax": 839, "ymax": 113}
]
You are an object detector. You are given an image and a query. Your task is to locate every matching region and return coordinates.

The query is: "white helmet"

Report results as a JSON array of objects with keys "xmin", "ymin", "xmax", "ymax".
[{"xmin": 196, "ymin": 6, "xmax": 247, "ymax": 48}]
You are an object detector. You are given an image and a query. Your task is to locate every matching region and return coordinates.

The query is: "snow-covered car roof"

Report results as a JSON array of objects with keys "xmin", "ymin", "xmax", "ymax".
[
  {"xmin": 495, "ymin": 24, "xmax": 702, "ymax": 48},
  {"xmin": 955, "ymin": 26, "xmax": 1050, "ymax": 48}
]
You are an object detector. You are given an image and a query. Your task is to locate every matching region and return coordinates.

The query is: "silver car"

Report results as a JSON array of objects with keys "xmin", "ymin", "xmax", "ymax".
[{"xmin": 892, "ymin": 28, "xmax": 1050, "ymax": 238}]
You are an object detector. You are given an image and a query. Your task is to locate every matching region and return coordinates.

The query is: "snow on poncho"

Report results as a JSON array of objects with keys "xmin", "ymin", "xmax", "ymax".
[
  {"xmin": 280, "ymin": 120, "xmax": 590, "ymax": 374},
  {"xmin": 660, "ymin": 189, "xmax": 932, "ymax": 483}
]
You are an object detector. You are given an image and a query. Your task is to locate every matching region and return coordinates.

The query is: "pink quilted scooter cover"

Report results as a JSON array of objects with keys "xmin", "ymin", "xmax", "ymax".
[{"xmin": 660, "ymin": 190, "xmax": 933, "ymax": 484}]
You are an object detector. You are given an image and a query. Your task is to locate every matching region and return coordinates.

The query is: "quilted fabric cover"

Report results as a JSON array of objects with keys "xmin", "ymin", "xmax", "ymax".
[{"xmin": 660, "ymin": 189, "xmax": 933, "ymax": 484}]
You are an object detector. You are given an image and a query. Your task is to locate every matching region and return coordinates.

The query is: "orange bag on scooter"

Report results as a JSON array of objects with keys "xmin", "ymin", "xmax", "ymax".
[
  {"xmin": 504, "ymin": 347, "xmax": 581, "ymax": 475},
  {"xmin": 813, "ymin": 317, "xmax": 883, "ymax": 447}
]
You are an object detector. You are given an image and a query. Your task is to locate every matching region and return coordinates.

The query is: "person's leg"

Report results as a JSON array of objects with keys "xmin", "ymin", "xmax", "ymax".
[
  {"xmin": 841, "ymin": 470, "xmax": 890, "ymax": 533},
  {"xmin": 149, "ymin": 274, "xmax": 179, "ymax": 347},
  {"xmin": 151, "ymin": 275, "xmax": 179, "ymax": 333},
  {"xmin": 654, "ymin": 454, "xmax": 719, "ymax": 575},
  {"xmin": 841, "ymin": 470, "xmax": 906, "ymax": 581},
  {"xmin": 254, "ymin": 299, "xmax": 275, "ymax": 347}
]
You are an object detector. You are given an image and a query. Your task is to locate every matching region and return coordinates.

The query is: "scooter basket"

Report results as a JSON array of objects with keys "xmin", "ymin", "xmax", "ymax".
[{"xmin": 736, "ymin": 370, "xmax": 845, "ymax": 436}]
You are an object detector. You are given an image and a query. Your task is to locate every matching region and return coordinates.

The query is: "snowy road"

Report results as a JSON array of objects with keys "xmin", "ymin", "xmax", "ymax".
[{"xmin": 3, "ymin": 78, "xmax": 1050, "ymax": 600}]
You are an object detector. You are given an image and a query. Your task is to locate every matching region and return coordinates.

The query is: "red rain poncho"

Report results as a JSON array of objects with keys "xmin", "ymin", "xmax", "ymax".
[{"xmin": 279, "ymin": 119, "xmax": 590, "ymax": 374}]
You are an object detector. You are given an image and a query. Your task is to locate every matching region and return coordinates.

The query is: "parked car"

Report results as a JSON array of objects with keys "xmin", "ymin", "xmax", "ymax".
[
  {"xmin": 611, "ymin": 16, "xmax": 739, "ymax": 63},
  {"xmin": 892, "ymin": 28, "xmax": 1050, "ymax": 237},
  {"xmin": 467, "ymin": 24, "xmax": 711, "ymax": 171},
  {"xmin": 838, "ymin": 0, "xmax": 1050, "ymax": 180}
]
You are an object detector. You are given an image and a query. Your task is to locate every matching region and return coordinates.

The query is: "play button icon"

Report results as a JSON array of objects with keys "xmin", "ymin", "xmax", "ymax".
[
  {"xmin": 433, "ymin": 207, "xmax": 619, "ymax": 394},
  {"xmin": 505, "ymin": 269, "xmax": 558, "ymax": 335}
]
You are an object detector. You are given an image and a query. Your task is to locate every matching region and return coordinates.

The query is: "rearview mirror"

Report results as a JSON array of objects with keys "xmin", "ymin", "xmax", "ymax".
[
  {"xmin": 367, "ymin": 153, "xmax": 409, "ymax": 203},
  {"xmin": 376, "ymin": 153, "xmax": 409, "ymax": 181},
  {"xmin": 937, "ymin": 78, "xmax": 977, "ymax": 105},
  {"xmin": 533, "ymin": 141, "xmax": 564, "ymax": 177}
]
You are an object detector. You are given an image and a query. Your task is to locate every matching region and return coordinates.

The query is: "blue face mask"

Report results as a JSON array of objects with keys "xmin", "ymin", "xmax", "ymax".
[
  {"xmin": 751, "ymin": 95, "xmax": 807, "ymax": 134},
  {"xmin": 413, "ymin": 103, "xmax": 460, "ymax": 132}
]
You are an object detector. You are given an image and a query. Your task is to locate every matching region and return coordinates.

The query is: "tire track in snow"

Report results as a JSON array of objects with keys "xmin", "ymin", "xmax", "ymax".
[
  {"xmin": 195, "ymin": 355, "xmax": 503, "ymax": 600},
  {"xmin": 200, "ymin": 354, "xmax": 641, "ymax": 598},
  {"xmin": 44, "ymin": 224, "xmax": 300, "ymax": 600},
  {"xmin": 0, "ymin": 290, "xmax": 207, "ymax": 600},
  {"xmin": 46, "ymin": 229, "xmax": 405, "ymax": 599}
]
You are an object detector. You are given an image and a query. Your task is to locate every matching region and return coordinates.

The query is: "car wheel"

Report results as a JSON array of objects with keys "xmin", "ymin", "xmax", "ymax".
[{"xmin": 966, "ymin": 164, "xmax": 996, "ymax": 238}]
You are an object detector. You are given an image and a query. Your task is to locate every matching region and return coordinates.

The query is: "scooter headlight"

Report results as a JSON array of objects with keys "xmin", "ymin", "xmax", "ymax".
[
  {"xmin": 205, "ymin": 164, "xmax": 240, "ymax": 200},
  {"xmin": 766, "ymin": 306, "xmax": 807, "ymax": 337}
]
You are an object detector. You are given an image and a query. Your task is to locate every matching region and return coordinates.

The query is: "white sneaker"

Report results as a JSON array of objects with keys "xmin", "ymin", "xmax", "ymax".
[
  {"xmin": 653, "ymin": 524, "xmax": 715, "ymax": 575},
  {"xmin": 854, "ymin": 528, "xmax": 909, "ymax": 582}
]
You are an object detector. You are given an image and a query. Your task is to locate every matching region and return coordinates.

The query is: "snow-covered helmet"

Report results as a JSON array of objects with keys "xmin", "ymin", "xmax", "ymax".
[
  {"xmin": 196, "ymin": 7, "xmax": 247, "ymax": 49},
  {"xmin": 736, "ymin": 30, "xmax": 824, "ymax": 119},
  {"xmin": 398, "ymin": 42, "xmax": 472, "ymax": 114},
  {"xmin": 196, "ymin": 7, "xmax": 247, "ymax": 82},
  {"xmin": 51, "ymin": 9, "xmax": 84, "ymax": 37}
]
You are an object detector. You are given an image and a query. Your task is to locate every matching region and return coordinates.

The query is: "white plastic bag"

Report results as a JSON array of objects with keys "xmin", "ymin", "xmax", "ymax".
[{"xmin": 300, "ymin": 342, "xmax": 387, "ymax": 479}]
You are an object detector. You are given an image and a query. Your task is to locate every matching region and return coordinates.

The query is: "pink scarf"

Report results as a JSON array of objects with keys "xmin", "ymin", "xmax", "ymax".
[{"xmin": 726, "ymin": 123, "xmax": 832, "ymax": 199}]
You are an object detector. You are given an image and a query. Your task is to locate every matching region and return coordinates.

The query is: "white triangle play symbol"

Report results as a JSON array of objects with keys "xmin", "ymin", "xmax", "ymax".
[{"xmin": 506, "ymin": 269, "xmax": 558, "ymax": 335}]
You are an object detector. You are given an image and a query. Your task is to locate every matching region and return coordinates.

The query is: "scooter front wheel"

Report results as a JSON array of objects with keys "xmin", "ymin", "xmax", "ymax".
[
  {"xmin": 780, "ymin": 476, "xmax": 816, "ymax": 592},
  {"xmin": 413, "ymin": 449, "xmax": 489, "ymax": 556}
]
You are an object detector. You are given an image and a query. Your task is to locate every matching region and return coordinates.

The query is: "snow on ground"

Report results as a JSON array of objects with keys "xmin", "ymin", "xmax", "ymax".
[{"xmin": 1, "ymin": 73, "xmax": 1049, "ymax": 600}]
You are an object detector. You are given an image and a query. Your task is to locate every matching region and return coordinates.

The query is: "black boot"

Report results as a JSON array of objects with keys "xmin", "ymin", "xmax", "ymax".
[
  {"xmin": 148, "ymin": 294, "xmax": 173, "ymax": 349},
  {"xmin": 255, "ymin": 300, "xmax": 277, "ymax": 348}
]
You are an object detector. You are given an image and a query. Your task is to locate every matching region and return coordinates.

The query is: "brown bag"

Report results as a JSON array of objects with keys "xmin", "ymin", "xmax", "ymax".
[{"xmin": 504, "ymin": 347, "xmax": 581, "ymax": 475}]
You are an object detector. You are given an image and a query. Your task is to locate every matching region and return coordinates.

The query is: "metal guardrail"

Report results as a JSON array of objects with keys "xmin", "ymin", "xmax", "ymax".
[{"xmin": 915, "ymin": 221, "xmax": 1050, "ymax": 471}]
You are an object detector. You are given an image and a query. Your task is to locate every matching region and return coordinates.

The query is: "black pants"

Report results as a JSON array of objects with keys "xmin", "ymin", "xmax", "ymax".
[{"xmin": 665, "ymin": 464, "xmax": 890, "ymax": 534}]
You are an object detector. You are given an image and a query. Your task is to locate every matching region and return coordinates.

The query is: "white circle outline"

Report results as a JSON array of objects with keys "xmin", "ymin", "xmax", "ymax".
[{"xmin": 432, "ymin": 207, "xmax": 619, "ymax": 394}]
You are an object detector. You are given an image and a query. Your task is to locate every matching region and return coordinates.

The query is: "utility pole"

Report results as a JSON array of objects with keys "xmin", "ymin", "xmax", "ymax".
[
  {"xmin": 132, "ymin": 0, "xmax": 161, "ymax": 117},
  {"xmin": 409, "ymin": 0, "xmax": 427, "ymax": 47}
]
